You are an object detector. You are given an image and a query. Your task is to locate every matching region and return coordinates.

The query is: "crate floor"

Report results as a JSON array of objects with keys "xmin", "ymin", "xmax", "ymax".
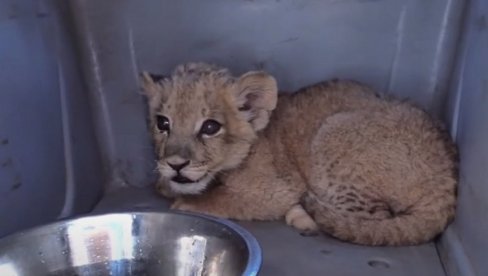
[{"xmin": 92, "ymin": 187, "xmax": 446, "ymax": 276}]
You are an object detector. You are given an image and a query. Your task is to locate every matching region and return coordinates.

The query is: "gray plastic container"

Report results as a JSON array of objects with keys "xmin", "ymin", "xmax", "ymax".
[{"xmin": 0, "ymin": 0, "xmax": 485, "ymax": 275}]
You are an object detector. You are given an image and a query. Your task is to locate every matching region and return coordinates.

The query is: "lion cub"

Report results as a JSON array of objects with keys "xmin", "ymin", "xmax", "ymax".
[{"xmin": 141, "ymin": 62, "xmax": 457, "ymax": 246}]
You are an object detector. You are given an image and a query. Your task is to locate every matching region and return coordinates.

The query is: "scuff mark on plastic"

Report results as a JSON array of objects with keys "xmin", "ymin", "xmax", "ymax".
[
  {"xmin": 477, "ymin": 15, "xmax": 487, "ymax": 31},
  {"xmin": 279, "ymin": 37, "xmax": 299, "ymax": 44},
  {"xmin": 11, "ymin": 175, "xmax": 22, "ymax": 191},
  {"xmin": 1, "ymin": 158, "xmax": 13, "ymax": 168}
]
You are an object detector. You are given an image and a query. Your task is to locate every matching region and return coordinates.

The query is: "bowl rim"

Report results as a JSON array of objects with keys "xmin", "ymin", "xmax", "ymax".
[
  {"xmin": 0, "ymin": 210, "xmax": 262, "ymax": 276},
  {"xmin": 170, "ymin": 210, "xmax": 262, "ymax": 276}
]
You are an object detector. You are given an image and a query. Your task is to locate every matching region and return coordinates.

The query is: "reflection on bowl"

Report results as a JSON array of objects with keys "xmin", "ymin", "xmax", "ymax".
[{"xmin": 0, "ymin": 212, "xmax": 261, "ymax": 276}]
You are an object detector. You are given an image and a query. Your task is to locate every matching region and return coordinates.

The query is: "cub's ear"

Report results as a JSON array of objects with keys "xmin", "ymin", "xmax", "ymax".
[
  {"xmin": 235, "ymin": 71, "xmax": 278, "ymax": 131},
  {"xmin": 140, "ymin": 71, "xmax": 168, "ymax": 110},
  {"xmin": 140, "ymin": 72, "xmax": 167, "ymax": 98}
]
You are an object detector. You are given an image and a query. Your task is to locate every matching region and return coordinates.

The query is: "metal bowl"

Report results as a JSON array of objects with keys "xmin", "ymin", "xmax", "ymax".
[{"xmin": 0, "ymin": 212, "xmax": 261, "ymax": 276}]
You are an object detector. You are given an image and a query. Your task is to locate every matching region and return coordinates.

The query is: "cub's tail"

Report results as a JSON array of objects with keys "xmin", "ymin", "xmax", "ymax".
[{"xmin": 301, "ymin": 189, "xmax": 455, "ymax": 246}]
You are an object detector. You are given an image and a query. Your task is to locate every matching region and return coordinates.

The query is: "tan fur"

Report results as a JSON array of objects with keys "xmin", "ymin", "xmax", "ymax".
[{"xmin": 142, "ymin": 63, "xmax": 458, "ymax": 246}]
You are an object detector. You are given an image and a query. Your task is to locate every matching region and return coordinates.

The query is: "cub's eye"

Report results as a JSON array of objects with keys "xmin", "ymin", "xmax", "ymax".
[
  {"xmin": 156, "ymin": 115, "xmax": 170, "ymax": 133},
  {"xmin": 199, "ymin": 119, "xmax": 222, "ymax": 136}
]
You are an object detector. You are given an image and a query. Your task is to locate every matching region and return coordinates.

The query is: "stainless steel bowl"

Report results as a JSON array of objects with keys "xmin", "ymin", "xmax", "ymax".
[{"xmin": 0, "ymin": 212, "xmax": 261, "ymax": 276}]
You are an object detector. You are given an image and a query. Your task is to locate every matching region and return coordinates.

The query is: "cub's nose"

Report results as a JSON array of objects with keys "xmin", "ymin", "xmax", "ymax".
[{"xmin": 167, "ymin": 160, "xmax": 190, "ymax": 172}]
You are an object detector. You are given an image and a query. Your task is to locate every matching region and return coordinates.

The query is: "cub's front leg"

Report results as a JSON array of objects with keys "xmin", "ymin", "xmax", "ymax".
[
  {"xmin": 171, "ymin": 186, "xmax": 240, "ymax": 219},
  {"xmin": 171, "ymin": 175, "xmax": 303, "ymax": 222},
  {"xmin": 172, "ymin": 187, "xmax": 319, "ymax": 236}
]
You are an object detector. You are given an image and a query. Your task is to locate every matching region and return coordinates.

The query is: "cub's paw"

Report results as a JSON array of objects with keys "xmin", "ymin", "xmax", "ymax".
[
  {"xmin": 285, "ymin": 204, "xmax": 319, "ymax": 236},
  {"xmin": 156, "ymin": 182, "xmax": 176, "ymax": 198},
  {"xmin": 171, "ymin": 198, "xmax": 230, "ymax": 219},
  {"xmin": 171, "ymin": 198, "xmax": 197, "ymax": 212}
]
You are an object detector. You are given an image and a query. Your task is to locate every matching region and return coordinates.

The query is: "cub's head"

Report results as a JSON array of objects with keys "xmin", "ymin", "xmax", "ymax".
[{"xmin": 141, "ymin": 62, "xmax": 277, "ymax": 195}]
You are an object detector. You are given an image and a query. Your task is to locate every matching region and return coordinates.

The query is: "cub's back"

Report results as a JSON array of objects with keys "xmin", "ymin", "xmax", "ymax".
[
  {"xmin": 266, "ymin": 80, "xmax": 393, "ymax": 162},
  {"xmin": 267, "ymin": 79, "xmax": 457, "ymax": 194},
  {"xmin": 274, "ymin": 79, "xmax": 457, "ymax": 246}
]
